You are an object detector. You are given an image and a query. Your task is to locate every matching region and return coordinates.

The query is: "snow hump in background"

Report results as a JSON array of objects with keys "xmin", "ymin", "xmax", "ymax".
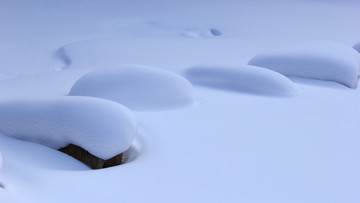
[
  {"xmin": 248, "ymin": 41, "xmax": 360, "ymax": 88},
  {"xmin": 354, "ymin": 42, "xmax": 360, "ymax": 53},
  {"xmin": 183, "ymin": 65, "xmax": 299, "ymax": 97},
  {"xmin": 69, "ymin": 65, "xmax": 194, "ymax": 110},
  {"xmin": 0, "ymin": 97, "xmax": 137, "ymax": 160}
]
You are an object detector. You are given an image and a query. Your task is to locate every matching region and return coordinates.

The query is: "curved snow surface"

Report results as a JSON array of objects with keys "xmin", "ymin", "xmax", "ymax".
[
  {"xmin": 0, "ymin": 97, "xmax": 137, "ymax": 160},
  {"xmin": 248, "ymin": 41, "xmax": 360, "ymax": 88},
  {"xmin": 184, "ymin": 65, "xmax": 299, "ymax": 96},
  {"xmin": 69, "ymin": 65, "xmax": 194, "ymax": 110},
  {"xmin": 354, "ymin": 42, "xmax": 360, "ymax": 53}
]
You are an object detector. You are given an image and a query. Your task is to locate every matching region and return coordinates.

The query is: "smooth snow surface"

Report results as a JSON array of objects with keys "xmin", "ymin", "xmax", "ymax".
[
  {"xmin": 69, "ymin": 65, "xmax": 194, "ymax": 110},
  {"xmin": 184, "ymin": 65, "xmax": 299, "ymax": 96},
  {"xmin": 0, "ymin": 97, "xmax": 136, "ymax": 159},
  {"xmin": 248, "ymin": 41, "xmax": 360, "ymax": 88},
  {"xmin": 1, "ymin": 0, "xmax": 360, "ymax": 202}
]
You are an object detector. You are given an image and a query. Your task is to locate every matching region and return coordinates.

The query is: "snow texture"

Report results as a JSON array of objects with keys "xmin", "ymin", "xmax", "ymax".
[
  {"xmin": 354, "ymin": 42, "xmax": 360, "ymax": 53},
  {"xmin": 248, "ymin": 41, "xmax": 360, "ymax": 88},
  {"xmin": 69, "ymin": 65, "xmax": 194, "ymax": 110},
  {"xmin": 0, "ymin": 97, "xmax": 137, "ymax": 159},
  {"xmin": 183, "ymin": 65, "xmax": 299, "ymax": 96}
]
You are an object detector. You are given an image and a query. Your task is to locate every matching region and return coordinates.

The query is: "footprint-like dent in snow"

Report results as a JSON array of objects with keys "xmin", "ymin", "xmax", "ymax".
[
  {"xmin": 353, "ymin": 41, "xmax": 360, "ymax": 53},
  {"xmin": 181, "ymin": 28, "xmax": 222, "ymax": 38},
  {"xmin": 249, "ymin": 41, "xmax": 360, "ymax": 88},
  {"xmin": 69, "ymin": 65, "xmax": 195, "ymax": 111},
  {"xmin": 183, "ymin": 65, "xmax": 299, "ymax": 97}
]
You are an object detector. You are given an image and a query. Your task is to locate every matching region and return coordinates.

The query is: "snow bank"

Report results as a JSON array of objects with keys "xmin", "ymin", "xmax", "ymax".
[
  {"xmin": 183, "ymin": 65, "xmax": 299, "ymax": 96},
  {"xmin": 0, "ymin": 97, "xmax": 137, "ymax": 160},
  {"xmin": 69, "ymin": 65, "xmax": 194, "ymax": 110},
  {"xmin": 248, "ymin": 41, "xmax": 360, "ymax": 88},
  {"xmin": 354, "ymin": 42, "xmax": 360, "ymax": 53}
]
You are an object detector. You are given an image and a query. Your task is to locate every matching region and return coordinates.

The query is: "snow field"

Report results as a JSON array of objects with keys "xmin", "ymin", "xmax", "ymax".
[
  {"xmin": 0, "ymin": 97, "xmax": 137, "ymax": 160},
  {"xmin": 183, "ymin": 65, "xmax": 299, "ymax": 96},
  {"xmin": 69, "ymin": 65, "xmax": 194, "ymax": 110},
  {"xmin": 248, "ymin": 41, "xmax": 360, "ymax": 88}
]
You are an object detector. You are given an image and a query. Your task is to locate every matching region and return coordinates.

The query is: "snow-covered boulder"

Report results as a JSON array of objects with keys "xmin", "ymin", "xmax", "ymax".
[
  {"xmin": 354, "ymin": 42, "xmax": 360, "ymax": 53},
  {"xmin": 0, "ymin": 97, "xmax": 137, "ymax": 160},
  {"xmin": 248, "ymin": 41, "xmax": 360, "ymax": 88},
  {"xmin": 183, "ymin": 65, "xmax": 299, "ymax": 96},
  {"xmin": 69, "ymin": 65, "xmax": 194, "ymax": 110}
]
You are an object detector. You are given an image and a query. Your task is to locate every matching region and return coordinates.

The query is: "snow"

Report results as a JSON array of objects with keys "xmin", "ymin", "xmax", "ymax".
[
  {"xmin": 68, "ymin": 65, "xmax": 194, "ymax": 110},
  {"xmin": 0, "ymin": 97, "xmax": 136, "ymax": 159},
  {"xmin": 1, "ymin": 0, "xmax": 360, "ymax": 202},
  {"xmin": 183, "ymin": 65, "xmax": 299, "ymax": 96},
  {"xmin": 354, "ymin": 41, "xmax": 360, "ymax": 53},
  {"xmin": 248, "ymin": 41, "xmax": 360, "ymax": 88}
]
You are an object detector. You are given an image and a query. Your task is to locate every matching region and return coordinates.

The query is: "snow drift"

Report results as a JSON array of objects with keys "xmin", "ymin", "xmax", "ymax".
[
  {"xmin": 69, "ymin": 65, "xmax": 194, "ymax": 110},
  {"xmin": 248, "ymin": 41, "xmax": 360, "ymax": 88},
  {"xmin": 183, "ymin": 65, "xmax": 299, "ymax": 96},
  {"xmin": 0, "ymin": 97, "xmax": 137, "ymax": 160}
]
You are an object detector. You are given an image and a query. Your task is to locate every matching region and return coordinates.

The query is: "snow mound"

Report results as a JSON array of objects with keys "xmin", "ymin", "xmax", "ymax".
[
  {"xmin": 0, "ymin": 151, "xmax": 2, "ymax": 170},
  {"xmin": 69, "ymin": 65, "xmax": 194, "ymax": 110},
  {"xmin": 183, "ymin": 65, "xmax": 299, "ymax": 96},
  {"xmin": 0, "ymin": 97, "xmax": 137, "ymax": 160},
  {"xmin": 354, "ymin": 42, "xmax": 360, "ymax": 53},
  {"xmin": 248, "ymin": 41, "xmax": 360, "ymax": 88}
]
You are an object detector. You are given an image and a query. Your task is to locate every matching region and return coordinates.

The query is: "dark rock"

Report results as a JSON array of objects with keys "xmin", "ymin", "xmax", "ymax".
[{"xmin": 59, "ymin": 144, "xmax": 126, "ymax": 169}]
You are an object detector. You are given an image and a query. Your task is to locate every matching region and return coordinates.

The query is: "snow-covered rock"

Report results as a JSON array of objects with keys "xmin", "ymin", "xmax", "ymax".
[
  {"xmin": 69, "ymin": 65, "xmax": 194, "ymax": 110},
  {"xmin": 354, "ymin": 42, "xmax": 360, "ymax": 53},
  {"xmin": 0, "ymin": 97, "xmax": 137, "ymax": 160},
  {"xmin": 183, "ymin": 65, "xmax": 299, "ymax": 96},
  {"xmin": 248, "ymin": 41, "xmax": 360, "ymax": 88}
]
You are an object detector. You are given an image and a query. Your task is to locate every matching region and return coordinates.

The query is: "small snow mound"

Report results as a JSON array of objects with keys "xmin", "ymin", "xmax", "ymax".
[
  {"xmin": 0, "ymin": 151, "xmax": 2, "ymax": 170},
  {"xmin": 353, "ymin": 42, "xmax": 360, "ymax": 53},
  {"xmin": 0, "ymin": 97, "xmax": 137, "ymax": 160},
  {"xmin": 69, "ymin": 65, "xmax": 194, "ymax": 110},
  {"xmin": 248, "ymin": 41, "xmax": 360, "ymax": 88},
  {"xmin": 183, "ymin": 65, "xmax": 299, "ymax": 97}
]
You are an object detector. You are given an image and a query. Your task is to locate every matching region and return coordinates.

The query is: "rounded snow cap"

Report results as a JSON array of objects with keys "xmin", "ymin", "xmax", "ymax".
[
  {"xmin": 249, "ymin": 41, "xmax": 360, "ymax": 88},
  {"xmin": 69, "ymin": 65, "xmax": 194, "ymax": 110}
]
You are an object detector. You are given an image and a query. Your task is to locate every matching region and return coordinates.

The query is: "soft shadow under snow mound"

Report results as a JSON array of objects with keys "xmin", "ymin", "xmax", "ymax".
[
  {"xmin": 69, "ymin": 65, "xmax": 194, "ymax": 111},
  {"xmin": 183, "ymin": 65, "xmax": 299, "ymax": 97},
  {"xmin": 248, "ymin": 41, "xmax": 360, "ymax": 88}
]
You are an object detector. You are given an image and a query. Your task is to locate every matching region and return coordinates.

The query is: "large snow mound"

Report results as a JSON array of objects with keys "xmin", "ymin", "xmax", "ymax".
[
  {"xmin": 0, "ymin": 97, "xmax": 137, "ymax": 160},
  {"xmin": 69, "ymin": 65, "xmax": 194, "ymax": 110},
  {"xmin": 248, "ymin": 41, "xmax": 360, "ymax": 88},
  {"xmin": 183, "ymin": 65, "xmax": 299, "ymax": 96}
]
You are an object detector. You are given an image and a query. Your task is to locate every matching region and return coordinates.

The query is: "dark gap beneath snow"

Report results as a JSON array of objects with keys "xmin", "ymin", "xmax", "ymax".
[{"xmin": 59, "ymin": 144, "xmax": 127, "ymax": 169}]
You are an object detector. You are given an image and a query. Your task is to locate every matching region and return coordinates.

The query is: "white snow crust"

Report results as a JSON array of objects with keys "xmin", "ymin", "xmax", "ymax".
[
  {"xmin": 184, "ymin": 65, "xmax": 299, "ymax": 96},
  {"xmin": 0, "ymin": 97, "xmax": 137, "ymax": 159},
  {"xmin": 248, "ymin": 41, "xmax": 360, "ymax": 88},
  {"xmin": 69, "ymin": 65, "xmax": 194, "ymax": 110}
]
